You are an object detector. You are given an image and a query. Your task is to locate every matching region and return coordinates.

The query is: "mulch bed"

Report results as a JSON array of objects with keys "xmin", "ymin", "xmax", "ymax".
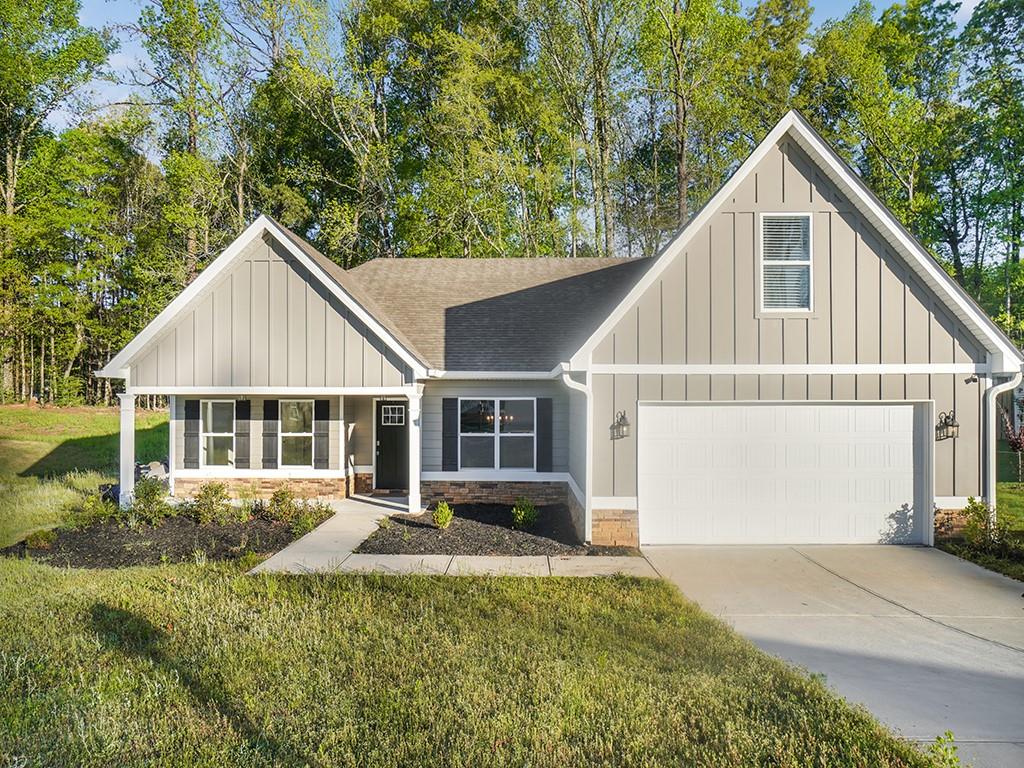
[
  {"xmin": 355, "ymin": 503, "xmax": 638, "ymax": 557},
  {"xmin": 1, "ymin": 517, "xmax": 298, "ymax": 569}
]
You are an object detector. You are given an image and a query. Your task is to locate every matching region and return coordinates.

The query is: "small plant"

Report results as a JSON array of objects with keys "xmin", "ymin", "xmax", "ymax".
[
  {"xmin": 73, "ymin": 493, "xmax": 119, "ymax": 528},
  {"xmin": 290, "ymin": 500, "xmax": 332, "ymax": 537},
  {"xmin": 188, "ymin": 481, "xmax": 233, "ymax": 525},
  {"xmin": 265, "ymin": 486, "xmax": 298, "ymax": 523},
  {"xmin": 191, "ymin": 548, "xmax": 208, "ymax": 567},
  {"xmin": 25, "ymin": 528, "xmax": 57, "ymax": 550},
  {"xmin": 927, "ymin": 730, "xmax": 961, "ymax": 767},
  {"xmin": 130, "ymin": 477, "xmax": 171, "ymax": 525},
  {"xmin": 236, "ymin": 550, "xmax": 263, "ymax": 571},
  {"xmin": 377, "ymin": 516, "xmax": 392, "ymax": 530},
  {"xmin": 511, "ymin": 496, "xmax": 538, "ymax": 529},
  {"xmin": 432, "ymin": 500, "xmax": 453, "ymax": 530}
]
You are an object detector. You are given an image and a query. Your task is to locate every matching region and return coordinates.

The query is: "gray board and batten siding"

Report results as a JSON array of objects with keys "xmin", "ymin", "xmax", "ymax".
[
  {"xmin": 589, "ymin": 138, "xmax": 987, "ymax": 500},
  {"xmin": 129, "ymin": 234, "xmax": 413, "ymax": 389}
]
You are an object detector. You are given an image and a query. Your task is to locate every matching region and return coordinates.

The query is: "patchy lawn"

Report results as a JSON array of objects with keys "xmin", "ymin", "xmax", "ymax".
[
  {"xmin": 0, "ymin": 560, "xmax": 931, "ymax": 767},
  {"xmin": 0, "ymin": 404, "xmax": 167, "ymax": 547}
]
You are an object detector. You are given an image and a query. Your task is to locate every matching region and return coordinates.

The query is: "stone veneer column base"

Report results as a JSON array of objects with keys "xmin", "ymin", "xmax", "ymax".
[
  {"xmin": 352, "ymin": 473, "xmax": 373, "ymax": 495},
  {"xmin": 591, "ymin": 509, "xmax": 639, "ymax": 548},
  {"xmin": 173, "ymin": 476, "xmax": 347, "ymax": 500},
  {"xmin": 934, "ymin": 508, "xmax": 969, "ymax": 540},
  {"xmin": 420, "ymin": 480, "xmax": 568, "ymax": 507}
]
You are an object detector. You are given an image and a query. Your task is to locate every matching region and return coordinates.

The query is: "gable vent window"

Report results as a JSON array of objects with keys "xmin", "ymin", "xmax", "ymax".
[{"xmin": 761, "ymin": 214, "xmax": 812, "ymax": 311}]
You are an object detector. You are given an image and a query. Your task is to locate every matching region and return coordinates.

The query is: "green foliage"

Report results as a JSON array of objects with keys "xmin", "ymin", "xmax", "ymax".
[
  {"xmin": 939, "ymin": 495, "xmax": 1024, "ymax": 582},
  {"xmin": 926, "ymin": 730, "xmax": 962, "ymax": 767},
  {"xmin": 432, "ymin": 500, "xmax": 454, "ymax": 530},
  {"xmin": 290, "ymin": 501, "xmax": 332, "ymax": 538},
  {"xmin": 72, "ymin": 492, "xmax": 119, "ymax": 528},
  {"xmin": 263, "ymin": 486, "xmax": 297, "ymax": 523},
  {"xmin": 24, "ymin": 528, "xmax": 56, "ymax": 549},
  {"xmin": 184, "ymin": 481, "xmax": 238, "ymax": 525},
  {"xmin": 510, "ymin": 496, "xmax": 538, "ymax": 528},
  {"xmin": 130, "ymin": 477, "xmax": 172, "ymax": 526}
]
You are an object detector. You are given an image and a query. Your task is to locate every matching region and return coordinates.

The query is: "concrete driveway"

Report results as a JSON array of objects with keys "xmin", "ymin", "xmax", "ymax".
[{"xmin": 644, "ymin": 546, "xmax": 1024, "ymax": 768}]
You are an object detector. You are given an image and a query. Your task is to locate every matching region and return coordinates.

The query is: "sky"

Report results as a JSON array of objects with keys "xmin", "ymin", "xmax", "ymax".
[{"xmin": 60, "ymin": 0, "xmax": 984, "ymax": 132}]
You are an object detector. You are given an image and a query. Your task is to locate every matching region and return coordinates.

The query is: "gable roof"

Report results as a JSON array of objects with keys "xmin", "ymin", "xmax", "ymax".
[
  {"xmin": 97, "ymin": 215, "xmax": 430, "ymax": 380},
  {"xmin": 569, "ymin": 110, "xmax": 1024, "ymax": 373},
  {"xmin": 344, "ymin": 257, "xmax": 655, "ymax": 373}
]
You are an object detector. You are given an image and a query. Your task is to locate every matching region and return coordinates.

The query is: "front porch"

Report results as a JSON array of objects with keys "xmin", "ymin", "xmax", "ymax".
[{"xmin": 117, "ymin": 388, "xmax": 424, "ymax": 514}]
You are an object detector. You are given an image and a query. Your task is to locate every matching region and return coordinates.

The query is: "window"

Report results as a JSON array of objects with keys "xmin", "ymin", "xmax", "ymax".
[
  {"xmin": 280, "ymin": 399, "xmax": 314, "ymax": 467},
  {"xmin": 761, "ymin": 214, "xmax": 812, "ymax": 311},
  {"xmin": 381, "ymin": 404, "xmax": 405, "ymax": 426},
  {"xmin": 201, "ymin": 400, "xmax": 234, "ymax": 467},
  {"xmin": 458, "ymin": 398, "xmax": 535, "ymax": 470}
]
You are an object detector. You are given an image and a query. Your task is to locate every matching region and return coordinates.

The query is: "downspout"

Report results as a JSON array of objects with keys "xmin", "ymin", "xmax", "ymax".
[
  {"xmin": 984, "ymin": 370, "xmax": 1022, "ymax": 513},
  {"xmin": 561, "ymin": 366, "xmax": 592, "ymax": 542}
]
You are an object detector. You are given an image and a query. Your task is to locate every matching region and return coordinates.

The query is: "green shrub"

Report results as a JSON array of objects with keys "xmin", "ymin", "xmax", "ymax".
[
  {"xmin": 290, "ymin": 500, "xmax": 332, "ymax": 537},
  {"xmin": 263, "ymin": 486, "xmax": 297, "ymax": 523},
  {"xmin": 510, "ymin": 496, "xmax": 538, "ymax": 529},
  {"xmin": 25, "ymin": 528, "xmax": 57, "ymax": 550},
  {"xmin": 236, "ymin": 550, "xmax": 263, "ymax": 571},
  {"xmin": 130, "ymin": 477, "xmax": 171, "ymax": 525},
  {"xmin": 187, "ymin": 481, "xmax": 235, "ymax": 525},
  {"xmin": 432, "ymin": 500, "xmax": 453, "ymax": 530},
  {"xmin": 73, "ymin": 493, "xmax": 119, "ymax": 528}
]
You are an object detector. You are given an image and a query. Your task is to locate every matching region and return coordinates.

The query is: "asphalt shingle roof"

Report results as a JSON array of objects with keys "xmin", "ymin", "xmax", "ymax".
[{"xmin": 270, "ymin": 217, "xmax": 654, "ymax": 371}]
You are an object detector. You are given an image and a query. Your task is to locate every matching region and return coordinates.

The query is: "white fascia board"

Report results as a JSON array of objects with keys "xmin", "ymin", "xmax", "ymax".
[
  {"xmin": 421, "ymin": 470, "xmax": 570, "ymax": 482},
  {"xmin": 261, "ymin": 218, "xmax": 428, "ymax": 378},
  {"xmin": 97, "ymin": 217, "xmax": 270, "ymax": 379},
  {"xmin": 98, "ymin": 215, "xmax": 428, "ymax": 380},
  {"xmin": 785, "ymin": 112, "xmax": 1023, "ymax": 371},
  {"xmin": 590, "ymin": 363, "xmax": 987, "ymax": 375},
  {"xmin": 128, "ymin": 385, "xmax": 418, "ymax": 396},
  {"xmin": 567, "ymin": 110, "xmax": 1023, "ymax": 373},
  {"xmin": 567, "ymin": 115, "xmax": 798, "ymax": 370}
]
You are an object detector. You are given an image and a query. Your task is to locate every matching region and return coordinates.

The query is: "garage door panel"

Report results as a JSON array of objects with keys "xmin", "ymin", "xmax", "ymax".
[{"xmin": 638, "ymin": 403, "xmax": 922, "ymax": 545}]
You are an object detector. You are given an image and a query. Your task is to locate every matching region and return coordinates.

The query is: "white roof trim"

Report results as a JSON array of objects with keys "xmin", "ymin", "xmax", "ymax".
[
  {"xmin": 568, "ymin": 110, "xmax": 1023, "ymax": 373},
  {"xmin": 97, "ymin": 215, "xmax": 428, "ymax": 380}
]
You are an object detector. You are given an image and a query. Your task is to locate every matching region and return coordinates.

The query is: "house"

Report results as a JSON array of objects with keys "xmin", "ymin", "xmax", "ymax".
[{"xmin": 98, "ymin": 111, "xmax": 1024, "ymax": 547}]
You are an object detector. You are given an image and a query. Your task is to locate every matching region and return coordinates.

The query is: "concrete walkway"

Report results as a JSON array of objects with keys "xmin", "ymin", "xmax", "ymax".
[
  {"xmin": 252, "ymin": 496, "xmax": 658, "ymax": 577},
  {"xmin": 646, "ymin": 545, "xmax": 1024, "ymax": 768}
]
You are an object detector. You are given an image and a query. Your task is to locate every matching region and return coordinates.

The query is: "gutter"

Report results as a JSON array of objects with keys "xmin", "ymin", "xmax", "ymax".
[{"xmin": 984, "ymin": 370, "xmax": 1022, "ymax": 513}]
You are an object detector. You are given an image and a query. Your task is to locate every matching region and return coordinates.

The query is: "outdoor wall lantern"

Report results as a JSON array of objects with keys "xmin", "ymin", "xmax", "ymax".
[
  {"xmin": 936, "ymin": 410, "xmax": 959, "ymax": 441},
  {"xmin": 611, "ymin": 410, "xmax": 630, "ymax": 440}
]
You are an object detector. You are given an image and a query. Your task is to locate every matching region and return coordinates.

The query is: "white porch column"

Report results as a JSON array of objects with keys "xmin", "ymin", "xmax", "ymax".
[
  {"xmin": 407, "ymin": 387, "xmax": 423, "ymax": 513},
  {"xmin": 118, "ymin": 392, "xmax": 136, "ymax": 507}
]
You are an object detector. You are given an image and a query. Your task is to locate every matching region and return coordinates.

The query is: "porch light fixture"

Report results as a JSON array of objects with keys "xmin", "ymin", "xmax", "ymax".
[
  {"xmin": 936, "ymin": 410, "xmax": 959, "ymax": 441},
  {"xmin": 611, "ymin": 410, "xmax": 630, "ymax": 440}
]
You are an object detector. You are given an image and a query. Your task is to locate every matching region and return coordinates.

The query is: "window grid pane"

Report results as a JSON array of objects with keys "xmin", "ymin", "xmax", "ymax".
[
  {"xmin": 763, "ymin": 264, "xmax": 810, "ymax": 309},
  {"xmin": 281, "ymin": 435, "xmax": 313, "ymax": 466},
  {"xmin": 499, "ymin": 400, "xmax": 534, "ymax": 434},
  {"xmin": 499, "ymin": 436, "xmax": 534, "ymax": 468},
  {"xmin": 460, "ymin": 436, "xmax": 495, "ymax": 468},
  {"xmin": 281, "ymin": 401, "xmax": 313, "ymax": 434},
  {"xmin": 763, "ymin": 216, "xmax": 810, "ymax": 262},
  {"xmin": 460, "ymin": 400, "xmax": 494, "ymax": 434}
]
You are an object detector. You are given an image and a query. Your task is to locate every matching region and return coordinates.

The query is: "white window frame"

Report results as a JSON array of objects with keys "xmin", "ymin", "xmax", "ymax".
[
  {"xmin": 759, "ymin": 212, "xmax": 813, "ymax": 313},
  {"xmin": 200, "ymin": 399, "xmax": 235, "ymax": 468},
  {"xmin": 279, "ymin": 398, "xmax": 315, "ymax": 468},
  {"xmin": 380, "ymin": 404, "xmax": 405, "ymax": 426},
  {"xmin": 457, "ymin": 397, "xmax": 537, "ymax": 471}
]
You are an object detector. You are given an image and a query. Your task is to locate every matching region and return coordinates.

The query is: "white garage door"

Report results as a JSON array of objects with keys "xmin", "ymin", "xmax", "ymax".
[{"xmin": 637, "ymin": 403, "xmax": 924, "ymax": 545}]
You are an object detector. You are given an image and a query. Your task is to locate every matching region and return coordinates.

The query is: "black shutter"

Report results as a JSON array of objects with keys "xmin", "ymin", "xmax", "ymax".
[
  {"xmin": 313, "ymin": 399, "xmax": 330, "ymax": 470},
  {"xmin": 184, "ymin": 399, "xmax": 200, "ymax": 469},
  {"xmin": 536, "ymin": 398, "xmax": 553, "ymax": 472},
  {"xmin": 262, "ymin": 399, "xmax": 279, "ymax": 469},
  {"xmin": 442, "ymin": 398, "xmax": 458, "ymax": 471},
  {"xmin": 234, "ymin": 400, "xmax": 251, "ymax": 469}
]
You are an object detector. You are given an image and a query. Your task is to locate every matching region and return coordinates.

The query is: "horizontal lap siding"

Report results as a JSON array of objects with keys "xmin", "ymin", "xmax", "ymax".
[
  {"xmin": 343, "ymin": 397, "xmax": 374, "ymax": 468},
  {"xmin": 589, "ymin": 139, "xmax": 988, "ymax": 500},
  {"xmin": 130, "ymin": 237, "xmax": 411, "ymax": 387},
  {"xmin": 422, "ymin": 380, "xmax": 570, "ymax": 473}
]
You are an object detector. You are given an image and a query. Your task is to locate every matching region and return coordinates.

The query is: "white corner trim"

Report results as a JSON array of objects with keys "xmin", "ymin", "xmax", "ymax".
[
  {"xmin": 168, "ymin": 395, "xmax": 176, "ymax": 496},
  {"xmin": 421, "ymin": 470, "xmax": 570, "ymax": 483},
  {"xmin": 98, "ymin": 215, "xmax": 427, "ymax": 380},
  {"xmin": 567, "ymin": 110, "xmax": 1023, "ymax": 372},
  {"xmin": 934, "ymin": 496, "xmax": 972, "ymax": 510},
  {"xmin": 592, "ymin": 496, "xmax": 637, "ymax": 511},
  {"xmin": 348, "ymin": 464, "xmax": 373, "ymax": 476},
  {"xmin": 589, "ymin": 363, "xmax": 988, "ymax": 375}
]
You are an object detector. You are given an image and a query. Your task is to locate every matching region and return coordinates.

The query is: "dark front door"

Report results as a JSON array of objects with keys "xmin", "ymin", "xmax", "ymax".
[{"xmin": 375, "ymin": 400, "xmax": 409, "ymax": 490}]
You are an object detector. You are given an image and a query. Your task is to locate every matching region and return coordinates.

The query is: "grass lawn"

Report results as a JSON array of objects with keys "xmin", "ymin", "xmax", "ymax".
[
  {"xmin": 0, "ymin": 404, "xmax": 167, "ymax": 547},
  {"xmin": 0, "ymin": 560, "xmax": 931, "ymax": 767}
]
